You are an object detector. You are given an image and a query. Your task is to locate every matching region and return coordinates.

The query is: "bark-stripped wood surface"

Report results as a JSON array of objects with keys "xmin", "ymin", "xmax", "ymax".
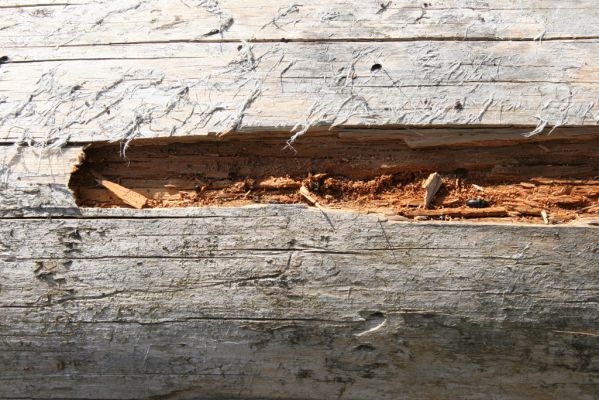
[
  {"xmin": 4, "ymin": 1, "xmax": 599, "ymax": 144},
  {"xmin": 4, "ymin": 40, "xmax": 599, "ymax": 144},
  {"xmin": 1, "ymin": 207, "xmax": 598, "ymax": 399},
  {"xmin": 3, "ymin": 0, "xmax": 599, "ymax": 45},
  {"xmin": 1, "ymin": 1, "xmax": 598, "ymax": 399}
]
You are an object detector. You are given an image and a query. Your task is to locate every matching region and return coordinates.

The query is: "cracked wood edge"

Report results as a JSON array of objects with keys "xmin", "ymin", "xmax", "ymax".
[
  {"xmin": 0, "ymin": 145, "xmax": 81, "ymax": 217},
  {"xmin": 3, "ymin": 41, "xmax": 599, "ymax": 144},
  {"xmin": 0, "ymin": 207, "xmax": 597, "ymax": 399},
  {"xmin": 3, "ymin": 0, "xmax": 599, "ymax": 47}
]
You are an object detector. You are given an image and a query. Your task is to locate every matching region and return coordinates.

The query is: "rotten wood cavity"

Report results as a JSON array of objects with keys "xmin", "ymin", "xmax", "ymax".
[{"xmin": 69, "ymin": 132, "xmax": 599, "ymax": 224}]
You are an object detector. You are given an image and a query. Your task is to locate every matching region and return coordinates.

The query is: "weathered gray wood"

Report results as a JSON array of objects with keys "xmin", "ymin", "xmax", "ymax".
[
  {"xmin": 3, "ymin": 40, "xmax": 599, "ymax": 144},
  {"xmin": 0, "ymin": 206, "xmax": 598, "ymax": 399},
  {"xmin": 3, "ymin": 0, "xmax": 599, "ymax": 48},
  {"xmin": 1, "ymin": 2, "xmax": 598, "ymax": 399},
  {"xmin": 0, "ymin": 145, "xmax": 81, "ymax": 216}
]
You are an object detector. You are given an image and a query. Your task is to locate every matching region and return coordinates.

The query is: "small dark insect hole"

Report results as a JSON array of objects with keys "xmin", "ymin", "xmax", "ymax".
[
  {"xmin": 454, "ymin": 100, "xmax": 463, "ymax": 110},
  {"xmin": 0, "ymin": 56, "xmax": 8, "ymax": 65},
  {"xmin": 237, "ymin": 44, "xmax": 243, "ymax": 51},
  {"xmin": 370, "ymin": 63, "xmax": 382, "ymax": 72}
]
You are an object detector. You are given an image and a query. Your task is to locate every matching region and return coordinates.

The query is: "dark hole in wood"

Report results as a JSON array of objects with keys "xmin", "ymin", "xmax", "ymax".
[
  {"xmin": 69, "ymin": 131, "xmax": 599, "ymax": 223},
  {"xmin": 371, "ymin": 63, "xmax": 382, "ymax": 72}
]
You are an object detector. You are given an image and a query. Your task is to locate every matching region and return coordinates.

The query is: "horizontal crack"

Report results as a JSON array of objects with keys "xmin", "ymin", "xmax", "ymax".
[{"xmin": 6, "ymin": 36, "xmax": 599, "ymax": 50}]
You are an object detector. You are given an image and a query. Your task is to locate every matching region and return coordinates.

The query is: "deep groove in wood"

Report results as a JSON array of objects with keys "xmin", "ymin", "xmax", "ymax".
[{"xmin": 70, "ymin": 133, "xmax": 599, "ymax": 224}]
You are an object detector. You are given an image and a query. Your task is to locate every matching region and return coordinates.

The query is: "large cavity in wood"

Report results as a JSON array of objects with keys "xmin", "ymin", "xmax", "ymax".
[{"xmin": 69, "ymin": 134, "xmax": 599, "ymax": 224}]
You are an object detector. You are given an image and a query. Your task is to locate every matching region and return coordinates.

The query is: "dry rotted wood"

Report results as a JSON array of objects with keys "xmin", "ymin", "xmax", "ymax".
[
  {"xmin": 404, "ymin": 206, "xmax": 509, "ymax": 218},
  {"xmin": 0, "ymin": 206, "xmax": 597, "ymax": 399}
]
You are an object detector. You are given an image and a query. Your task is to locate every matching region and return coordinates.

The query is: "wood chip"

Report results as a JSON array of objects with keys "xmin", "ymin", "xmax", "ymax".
[
  {"xmin": 90, "ymin": 170, "xmax": 148, "ymax": 209},
  {"xmin": 545, "ymin": 195, "xmax": 587, "ymax": 207},
  {"xmin": 400, "ymin": 199, "xmax": 422, "ymax": 207},
  {"xmin": 311, "ymin": 173, "xmax": 329, "ymax": 180},
  {"xmin": 472, "ymin": 184, "xmax": 485, "ymax": 192},
  {"xmin": 507, "ymin": 205, "xmax": 544, "ymax": 216},
  {"xmin": 441, "ymin": 198, "xmax": 462, "ymax": 207},
  {"xmin": 519, "ymin": 182, "xmax": 536, "ymax": 188},
  {"xmin": 299, "ymin": 185, "xmax": 319, "ymax": 206},
  {"xmin": 541, "ymin": 210, "xmax": 549, "ymax": 224},
  {"xmin": 255, "ymin": 177, "xmax": 301, "ymax": 190},
  {"xmin": 422, "ymin": 172, "xmax": 443, "ymax": 209},
  {"xmin": 299, "ymin": 185, "xmax": 330, "ymax": 214}
]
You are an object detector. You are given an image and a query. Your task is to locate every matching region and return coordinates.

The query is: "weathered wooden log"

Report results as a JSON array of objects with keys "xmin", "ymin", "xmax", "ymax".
[
  {"xmin": 0, "ymin": 207, "xmax": 598, "ymax": 399},
  {"xmin": 1, "ymin": 1, "xmax": 599, "ymax": 398}
]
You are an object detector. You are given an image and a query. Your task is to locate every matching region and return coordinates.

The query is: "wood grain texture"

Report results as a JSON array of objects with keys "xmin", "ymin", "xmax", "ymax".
[
  {"xmin": 1, "ymin": 2, "xmax": 599, "ymax": 398},
  {"xmin": 0, "ymin": 206, "xmax": 598, "ymax": 399},
  {"xmin": 0, "ymin": 145, "xmax": 81, "ymax": 216},
  {"xmin": 3, "ymin": 0, "xmax": 599, "ymax": 48},
  {"xmin": 3, "ymin": 40, "xmax": 599, "ymax": 144}
]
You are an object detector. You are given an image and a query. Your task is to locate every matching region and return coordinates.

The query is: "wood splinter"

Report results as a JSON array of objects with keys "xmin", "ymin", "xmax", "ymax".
[
  {"xmin": 405, "ymin": 207, "xmax": 509, "ymax": 219},
  {"xmin": 422, "ymin": 172, "xmax": 443, "ymax": 209},
  {"xmin": 90, "ymin": 170, "xmax": 148, "ymax": 209},
  {"xmin": 299, "ymin": 185, "xmax": 326, "ymax": 212}
]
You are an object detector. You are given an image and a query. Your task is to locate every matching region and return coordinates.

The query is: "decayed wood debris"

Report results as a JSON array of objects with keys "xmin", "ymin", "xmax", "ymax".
[
  {"xmin": 65, "ymin": 137, "xmax": 599, "ymax": 224},
  {"xmin": 405, "ymin": 206, "xmax": 509, "ymax": 219}
]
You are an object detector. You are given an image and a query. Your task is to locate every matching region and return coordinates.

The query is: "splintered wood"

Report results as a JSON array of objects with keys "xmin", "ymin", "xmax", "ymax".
[
  {"xmin": 422, "ymin": 173, "xmax": 443, "ymax": 209},
  {"xmin": 89, "ymin": 170, "xmax": 148, "ymax": 209},
  {"xmin": 70, "ymin": 136, "xmax": 599, "ymax": 224}
]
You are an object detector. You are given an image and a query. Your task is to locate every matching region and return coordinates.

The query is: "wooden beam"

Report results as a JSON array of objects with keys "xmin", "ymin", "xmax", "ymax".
[
  {"xmin": 3, "ymin": 0, "xmax": 599, "ymax": 47},
  {"xmin": 3, "ymin": 40, "xmax": 599, "ymax": 144},
  {"xmin": 0, "ymin": 207, "xmax": 597, "ymax": 398}
]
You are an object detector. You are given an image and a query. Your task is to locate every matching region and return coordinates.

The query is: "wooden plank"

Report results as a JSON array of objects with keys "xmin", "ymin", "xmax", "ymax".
[
  {"xmin": 0, "ymin": 207, "xmax": 597, "ymax": 398},
  {"xmin": 3, "ymin": 40, "xmax": 599, "ymax": 144},
  {"xmin": 3, "ymin": 0, "xmax": 599, "ymax": 48}
]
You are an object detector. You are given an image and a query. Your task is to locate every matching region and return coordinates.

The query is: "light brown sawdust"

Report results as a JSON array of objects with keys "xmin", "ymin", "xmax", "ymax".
[{"xmin": 78, "ymin": 171, "xmax": 598, "ymax": 224}]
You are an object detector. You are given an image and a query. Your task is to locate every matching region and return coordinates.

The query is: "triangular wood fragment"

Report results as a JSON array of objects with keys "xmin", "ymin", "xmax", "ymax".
[{"xmin": 90, "ymin": 170, "xmax": 148, "ymax": 209}]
